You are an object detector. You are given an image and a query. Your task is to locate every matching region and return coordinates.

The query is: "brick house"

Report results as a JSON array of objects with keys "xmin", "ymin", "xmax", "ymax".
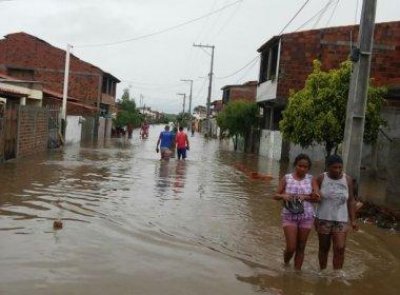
[
  {"xmin": 0, "ymin": 32, "xmax": 120, "ymax": 117},
  {"xmin": 256, "ymin": 21, "xmax": 400, "ymax": 160},
  {"xmin": 221, "ymin": 80, "xmax": 257, "ymax": 107},
  {"xmin": 210, "ymin": 99, "xmax": 223, "ymax": 116}
]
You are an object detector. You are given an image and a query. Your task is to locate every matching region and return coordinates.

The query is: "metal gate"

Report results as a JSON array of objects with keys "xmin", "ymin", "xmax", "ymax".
[{"xmin": 3, "ymin": 105, "xmax": 18, "ymax": 160}]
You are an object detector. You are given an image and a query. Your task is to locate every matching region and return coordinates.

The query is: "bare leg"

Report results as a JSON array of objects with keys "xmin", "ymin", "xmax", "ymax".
[
  {"xmin": 332, "ymin": 232, "xmax": 347, "ymax": 270},
  {"xmin": 318, "ymin": 234, "xmax": 331, "ymax": 270},
  {"xmin": 294, "ymin": 228, "xmax": 311, "ymax": 270},
  {"xmin": 283, "ymin": 225, "xmax": 298, "ymax": 265}
]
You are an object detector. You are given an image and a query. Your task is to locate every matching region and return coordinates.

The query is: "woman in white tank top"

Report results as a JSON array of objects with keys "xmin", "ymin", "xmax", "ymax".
[{"xmin": 314, "ymin": 155, "xmax": 358, "ymax": 272}]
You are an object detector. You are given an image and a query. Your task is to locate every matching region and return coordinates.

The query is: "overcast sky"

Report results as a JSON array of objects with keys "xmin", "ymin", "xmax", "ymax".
[{"xmin": 0, "ymin": 0, "xmax": 399, "ymax": 113}]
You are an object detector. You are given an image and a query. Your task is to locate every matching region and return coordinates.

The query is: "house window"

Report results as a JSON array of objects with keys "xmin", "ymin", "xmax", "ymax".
[
  {"xmin": 102, "ymin": 78, "xmax": 108, "ymax": 94},
  {"xmin": 259, "ymin": 41, "xmax": 280, "ymax": 83},
  {"xmin": 99, "ymin": 103, "xmax": 109, "ymax": 117},
  {"xmin": 222, "ymin": 89, "xmax": 230, "ymax": 104}
]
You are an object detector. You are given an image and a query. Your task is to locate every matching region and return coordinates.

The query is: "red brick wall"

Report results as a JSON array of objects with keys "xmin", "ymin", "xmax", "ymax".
[
  {"xmin": 17, "ymin": 106, "xmax": 48, "ymax": 158},
  {"xmin": 0, "ymin": 33, "xmax": 104, "ymax": 110},
  {"xmin": 277, "ymin": 21, "xmax": 400, "ymax": 99},
  {"xmin": 229, "ymin": 85, "xmax": 257, "ymax": 102}
]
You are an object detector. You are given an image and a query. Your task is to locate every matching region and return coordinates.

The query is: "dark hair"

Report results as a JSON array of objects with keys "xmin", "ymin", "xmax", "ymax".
[
  {"xmin": 179, "ymin": 126, "xmax": 183, "ymax": 131},
  {"xmin": 326, "ymin": 154, "xmax": 343, "ymax": 167},
  {"xmin": 293, "ymin": 153, "xmax": 312, "ymax": 168}
]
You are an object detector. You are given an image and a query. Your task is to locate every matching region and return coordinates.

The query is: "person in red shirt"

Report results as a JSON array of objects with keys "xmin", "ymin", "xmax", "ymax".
[{"xmin": 175, "ymin": 126, "xmax": 190, "ymax": 160}]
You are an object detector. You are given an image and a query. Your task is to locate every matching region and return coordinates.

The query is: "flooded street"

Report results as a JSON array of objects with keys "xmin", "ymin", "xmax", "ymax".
[{"xmin": 0, "ymin": 125, "xmax": 399, "ymax": 295}]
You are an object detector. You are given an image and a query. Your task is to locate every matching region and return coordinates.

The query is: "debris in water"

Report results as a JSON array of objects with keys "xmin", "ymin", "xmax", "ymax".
[{"xmin": 53, "ymin": 220, "xmax": 63, "ymax": 230}]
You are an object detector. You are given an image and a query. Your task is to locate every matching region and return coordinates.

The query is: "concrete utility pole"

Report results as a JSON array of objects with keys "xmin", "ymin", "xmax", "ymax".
[
  {"xmin": 181, "ymin": 79, "xmax": 193, "ymax": 130},
  {"xmin": 342, "ymin": 0, "xmax": 377, "ymax": 185},
  {"xmin": 140, "ymin": 94, "xmax": 145, "ymax": 115},
  {"xmin": 180, "ymin": 79, "xmax": 193, "ymax": 115},
  {"xmin": 61, "ymin": 44, "xmax": 72, "ymax": 136},
  {"xmin": 177, "ymin": 93, "xmax": 186, "ymax": 114},
  {"xmin": 193, "ymin": 44, "xmax": 215, "ymax": 134}
]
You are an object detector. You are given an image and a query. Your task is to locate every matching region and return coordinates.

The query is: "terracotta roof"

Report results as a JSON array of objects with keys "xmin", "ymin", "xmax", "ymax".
[
  {"xmin": 42, "ymin": 88, "xmax": 80, "ymax": 103},
  {"xmin": 2, "ymin": 32, "xmax": 121, "ymax": 82}
]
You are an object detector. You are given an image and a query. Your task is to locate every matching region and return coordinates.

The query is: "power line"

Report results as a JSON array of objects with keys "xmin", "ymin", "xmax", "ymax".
[
  {"xmin": 355, "ymin": 0, "xmax": 360, "ymax": 24},
  {"xmin": 325, "ymin": 0, "xmax": 340, "ymax": 27},
  {"xmin": 235, "ymin": 57, "xmax": 259, "ymax": 84},
  {"xmin": 278, "ymin": 0, "xmax": 312, "ymax": 35},
  {"xmin": 215, "ymin": 55, "xmax": 259, "ymax": 80},
  {"xmin": 76, "ymin": 0, "xmax": 244, "ymax": 48},
  {"xmin": 211, "ymin": 0, "xmax": 243, "ymax": 41},
  {"xmin": 313, "ymin": 0, "xmax": 335, "ymax": 29},
  {"xmin": 295, "ymin": 0, "xmax": 335, "ymax": 32}
]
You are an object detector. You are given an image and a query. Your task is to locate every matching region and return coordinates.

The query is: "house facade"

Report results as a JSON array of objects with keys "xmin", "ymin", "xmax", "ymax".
[
  {"xmin": 221, "ymin": 80, "xmax": 257, "ymax": 107},
  {"xmin": 256, "ymin": 21, "xmax": 400, "ymax": 161},
  {"xmin": 0, "ymin": 32, "xmax": 120, "ymax": 117}
]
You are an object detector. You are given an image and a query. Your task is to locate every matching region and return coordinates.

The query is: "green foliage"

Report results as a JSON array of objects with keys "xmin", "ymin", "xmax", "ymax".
[
  {"xmin": 217, "ymin": 100, "xmax": 258, "ymax": 150},
  {"xmin": 280, "ymin": 60, "xmax": 386, "ymax": 156},
  {"xmin": 114, "ymin": 88, "xmax": 142, "ymax": 128}
]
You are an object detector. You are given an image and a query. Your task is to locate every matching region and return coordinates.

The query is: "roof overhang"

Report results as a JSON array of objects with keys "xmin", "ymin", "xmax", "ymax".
[{"xmin": 257, "ymin": 36, "xmax": 281, "ymax": 53}]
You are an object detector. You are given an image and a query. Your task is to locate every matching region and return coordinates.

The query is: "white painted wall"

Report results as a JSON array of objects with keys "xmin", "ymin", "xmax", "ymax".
[
  {"xmin": 98, "ymin": 117, "xmax": 106, "ymax": 141},
  {"xmin": 256, "ymin": 80, "xmax": 278, "ymax": 103},
  {"xmin": 65, "ymin": 116, "xmax": 82, "ymax": 145},
  {"xmin": 259, "ymin": 129, "xmax": 282, "ymax": 160}
]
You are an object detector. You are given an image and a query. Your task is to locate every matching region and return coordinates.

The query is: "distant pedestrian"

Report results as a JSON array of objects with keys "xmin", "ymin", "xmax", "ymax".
[
  {"xmin": 274, "ymin": 154, "xmax": 320, "ymax": 270},
  {"xmin": 175, "ymin": 126, "xmax": 190, "ymax": 160},
  {"xmin": 191, "ymin": 121, "xmax": 196, "ymax": 136},
  {"xmin": 314, "ymin": 154, "xmax": 358, "ymax": 273},
  {"xmin": 156, "ymin": 125, "xmax": 174, "ymax": 160}
]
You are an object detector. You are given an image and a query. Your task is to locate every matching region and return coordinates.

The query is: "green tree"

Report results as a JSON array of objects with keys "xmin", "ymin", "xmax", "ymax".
[
  {"xmin": 217, "ymin": 100, "xmax": 258, "ymax": 151},
  {"xmin": 280, "ymin": 60, "xmax": 386, "ymax": 156},
  {"xmin": 114, "ymin": 88, "xmax": 142, "ymax": 129}
]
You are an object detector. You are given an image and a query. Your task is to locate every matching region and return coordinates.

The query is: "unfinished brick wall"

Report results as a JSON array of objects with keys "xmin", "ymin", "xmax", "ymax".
[
  {"xmin": 229, "ymin": 86, "xmax": 257, "ymax": 102},
  {"xmin": 0, "ymin": 33, "xmax": 113, "ymax": 112},
  {"xmin": 276, "ymin": 21, "xmax": 400, "ymax": 100},
  {"xmin": 17, "ymin": 106, "xmax": 49, "ymax": 158}
]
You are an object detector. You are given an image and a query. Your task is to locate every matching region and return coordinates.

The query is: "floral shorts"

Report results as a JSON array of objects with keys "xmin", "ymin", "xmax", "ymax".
[
  {"xmin": 315, "ymin": 219, "xmax": 349, "ymax": 234},
  {"xmin": 282, "ymin": 213, "xmax": 314, "ymax": 229}
]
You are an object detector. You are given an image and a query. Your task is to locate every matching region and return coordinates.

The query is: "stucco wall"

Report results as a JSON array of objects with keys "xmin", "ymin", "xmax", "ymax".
[
  {"xmin": 65, "ymin": 115, "xmax": 82, "ymax": 145},
  {"xmin": 259, "ymin": 129, "xmax": 282, "ymax": 160}
]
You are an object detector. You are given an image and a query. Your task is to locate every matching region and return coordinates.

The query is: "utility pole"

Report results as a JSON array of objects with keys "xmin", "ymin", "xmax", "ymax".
[
  {"xmin": 342, "ymin": 0, "xmax": 377, "ymax": 185},
  {"xmin": 193, "ymin": 43, "xmax": 215, "ymax": 134},
  {"xmin": 177, "ymin": 93, "xmax": 186, "ymax": 115},
  {"xmin": 61, "ymin": 44, "xmax": 72, "ymax": 138},
  {"xmin": 180, "ymin": 79, "xmax": 193, "ymax": 115},
  {"xmin": 181, "ymin": 79, "xmax": 193, "ymax": 129},
  {"xmin": 140, "ymin": 94, "xmax": 145, "ymax": 115}
]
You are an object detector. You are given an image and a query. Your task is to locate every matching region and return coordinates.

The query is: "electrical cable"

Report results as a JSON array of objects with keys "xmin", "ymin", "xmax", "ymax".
[
  {"xmin": 278, "ymin": 0, "xmax": 312, "ymax": 35},
  {"xmin": 235, "ymin": 57, "xmax": 259, "ymax": 84},
  {"xmin": 313, "ymin": 0, "xmax": 335, "ymax": 29},
  {"xmin": 215, "ymin": 55, "xmax": 259, "ymax": 80},
  {"xmin": 295, "ymin": 0, "xmax": 334, "ymax": 32},
  {"xmin": 355, "ymin": 0, "xmax": 360, "ymax": 24},
  {"xmin": 325, "ymin": 0, "xmax": 340, "ymax": 27},
  {"xmin": 76, "ymin": 0, "xmax": 244, "ymax": 48}
]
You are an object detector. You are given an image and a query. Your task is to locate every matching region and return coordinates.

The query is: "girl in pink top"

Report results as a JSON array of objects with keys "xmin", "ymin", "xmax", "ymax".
[{"xmin": 274, "ymin": 154, "xmax": 320, "ymax": 270}]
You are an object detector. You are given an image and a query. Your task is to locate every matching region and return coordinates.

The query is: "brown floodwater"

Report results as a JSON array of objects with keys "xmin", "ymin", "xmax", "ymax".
[{"xmin": 0, "ymin": 125, "xmax": 399, "ymax": 295}]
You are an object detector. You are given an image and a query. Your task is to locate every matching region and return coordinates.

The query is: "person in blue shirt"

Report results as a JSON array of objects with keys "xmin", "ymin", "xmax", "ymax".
[{"xmin": 156, "ymin": 125, "xmax": 175, "ymax": 160}]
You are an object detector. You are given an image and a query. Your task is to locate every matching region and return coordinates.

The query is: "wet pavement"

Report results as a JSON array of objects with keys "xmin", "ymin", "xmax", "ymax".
[{"xmin": 0, "ymin": 125, "xmax": 399, "ymax": 295}]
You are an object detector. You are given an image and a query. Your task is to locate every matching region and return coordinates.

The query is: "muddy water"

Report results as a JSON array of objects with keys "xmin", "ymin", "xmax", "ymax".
[{"xmin": 0, "ymin": 125, "xmax": 399, "ymax": 295}]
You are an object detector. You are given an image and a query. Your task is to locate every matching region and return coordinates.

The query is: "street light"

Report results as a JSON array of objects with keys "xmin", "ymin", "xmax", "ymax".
[{"xmin": 176, "ymin": 93, "xmax": 186, "ymax": 115}]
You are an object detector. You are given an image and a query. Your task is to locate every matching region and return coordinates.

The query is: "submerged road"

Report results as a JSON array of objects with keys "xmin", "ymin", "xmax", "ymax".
[{"xmin": 0, "ymin": 125, "xmax": 399, "ymax": 294}]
